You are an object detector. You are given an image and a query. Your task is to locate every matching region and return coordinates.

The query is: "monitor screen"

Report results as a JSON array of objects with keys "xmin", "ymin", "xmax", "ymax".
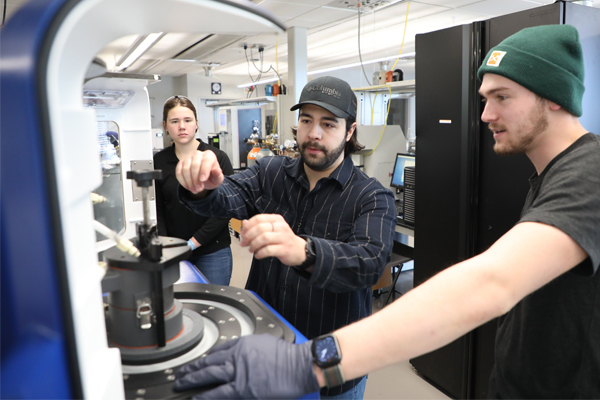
[{"xmin": 390, "ymin": 153, "xmax": 415, "ymax": 189}]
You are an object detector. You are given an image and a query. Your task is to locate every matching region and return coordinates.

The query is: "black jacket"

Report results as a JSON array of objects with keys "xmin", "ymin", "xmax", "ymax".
[{"xmin": 154, "ymin": 140, "xmax": 234, "ymax": 256}]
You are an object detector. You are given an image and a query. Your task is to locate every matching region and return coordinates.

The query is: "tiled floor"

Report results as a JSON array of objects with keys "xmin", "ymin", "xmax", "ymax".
[{"xmin": 229, "ymin": 234, "xmax": 450, "ymax": 400}]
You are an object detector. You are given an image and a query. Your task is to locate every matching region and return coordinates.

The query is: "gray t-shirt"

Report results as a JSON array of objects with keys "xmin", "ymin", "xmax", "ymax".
[{"xmin": 489, "ymin": 133, "xmax": 600, "ymax": 399}]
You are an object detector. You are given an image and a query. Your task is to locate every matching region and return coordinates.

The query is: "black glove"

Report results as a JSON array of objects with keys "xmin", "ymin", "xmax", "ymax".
[{"xmin": 174, "ymin": 334, "xmax": 320, "ymax": 399}]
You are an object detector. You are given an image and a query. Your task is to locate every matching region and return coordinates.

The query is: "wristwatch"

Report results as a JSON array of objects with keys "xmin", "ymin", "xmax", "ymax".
[
  {"xmin": 312, "ymin": 333, "xmax": 345, "ymax": 388},
  {"xmin": 297, "ymin": 236, "xmax": 316, "ymax": 270}
]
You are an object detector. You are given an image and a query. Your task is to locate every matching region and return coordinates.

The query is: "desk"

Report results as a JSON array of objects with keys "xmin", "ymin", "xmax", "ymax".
[
  {"xmin": 394, "ymin": 223, "xmax": 414, "ymax": 248},
  {"xmin": 373, "ymin": 225, "xmax": 414, "ymax": 292},
  {"xmin": 373, "ymin": 251, "xmax": 412, "ymax": 291}
]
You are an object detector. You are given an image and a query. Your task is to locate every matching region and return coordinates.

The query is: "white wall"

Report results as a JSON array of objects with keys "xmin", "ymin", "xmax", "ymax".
[
  {"xmin": 185, "ymin": 74, "xmax": 247, "ymax": 142},
  {"xmin": 147, "ymin": 75, "xmax": 185, "ymax": 129},
  {"xmin": 148, "ymin": 74, "xmax": 249, "ymax": 143}
]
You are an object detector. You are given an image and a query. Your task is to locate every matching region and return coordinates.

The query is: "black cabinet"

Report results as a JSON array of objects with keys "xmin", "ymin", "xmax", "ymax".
[{"xmin": 411, "ymin": 2, "xmax": 600, "ymax": 398}]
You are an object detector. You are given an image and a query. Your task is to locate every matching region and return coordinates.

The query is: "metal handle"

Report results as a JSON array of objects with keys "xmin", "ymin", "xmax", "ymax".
[{"xmin": 136, "ymin": 302, "xmax": 153, "ymax": 330}]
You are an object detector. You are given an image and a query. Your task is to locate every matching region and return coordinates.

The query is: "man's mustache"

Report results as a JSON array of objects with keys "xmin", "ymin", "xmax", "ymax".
[{"xmin": 301, "ymin": 142, "xmax": 327, "ymax": 152}]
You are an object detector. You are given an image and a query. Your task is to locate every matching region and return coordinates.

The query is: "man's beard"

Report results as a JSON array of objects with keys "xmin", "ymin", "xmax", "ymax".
[
  {"xmin": 300, "ymin": 136, "xmax": 346, "ymax": 172},
  {"xmin": 492, "ymin": 100, "xmax": 549, "ymax": 156}
]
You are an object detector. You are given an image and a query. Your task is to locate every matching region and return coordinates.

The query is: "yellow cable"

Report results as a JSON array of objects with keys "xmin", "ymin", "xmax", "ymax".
[
  {"xmin": 391, "ymin": 2, "xmax": 410, "ymax": 72},
  {"xmin": 363, "ymin": 3, "xmax": 409, "ymax": 155},
  {"xmin": 364, "ymin": 86, "xmax": 392, "ymax": 156},
  {"xmin": 370, "ymin": 93, "xmax": 378, "ymax": 125}
]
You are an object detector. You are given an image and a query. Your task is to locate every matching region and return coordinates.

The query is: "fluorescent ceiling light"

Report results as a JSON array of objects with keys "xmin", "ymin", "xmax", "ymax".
[
  {"xmin": 237, "ymin": 52, "xmax": 415, "ymax": 88},
  {"xmin": 116, "ymin": 33, "xmax": 164, "ymax": 70}
]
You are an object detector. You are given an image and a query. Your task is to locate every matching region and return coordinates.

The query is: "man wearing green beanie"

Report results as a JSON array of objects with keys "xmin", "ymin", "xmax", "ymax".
[
  {"xmin": 476, "ymin": 24, "xmax": 599, "ymax": 398},
  {"xmin": 174, "ymin": 25, "xmax": 600, "ymax": 399}
]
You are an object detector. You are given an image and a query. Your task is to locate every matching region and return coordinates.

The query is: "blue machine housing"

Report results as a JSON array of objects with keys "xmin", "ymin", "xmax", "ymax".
[
  {"xmin": 1, "ymin": 0, "xmax": 83, "ymax": 397},
  {"xmin": 0, "ymin": 1, "xmax": 316, "ymax": 399}
]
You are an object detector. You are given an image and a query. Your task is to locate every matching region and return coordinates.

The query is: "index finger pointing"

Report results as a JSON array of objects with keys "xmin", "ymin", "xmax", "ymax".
[
  {"xmin": 176, "ymin": 156, "xmax": 194, "ymax": 192},
  {"xmin": 198, "ymin": 151, "xmax": 219, "ymax": 183}
]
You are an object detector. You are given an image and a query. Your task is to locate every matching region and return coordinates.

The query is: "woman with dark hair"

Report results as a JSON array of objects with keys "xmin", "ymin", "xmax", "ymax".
[{"xmin": 154, "ymin": 95, "xmax": 234, "ymax": 285}]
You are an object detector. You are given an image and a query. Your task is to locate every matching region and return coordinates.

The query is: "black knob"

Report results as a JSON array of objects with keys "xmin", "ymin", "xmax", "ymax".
[{"xmin": 126, "ymin": 170, "xmax": 162, "ymax": 187}]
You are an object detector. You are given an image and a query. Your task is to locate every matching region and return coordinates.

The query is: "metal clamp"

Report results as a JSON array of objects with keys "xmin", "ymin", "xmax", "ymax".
[{"xmin": 136, "ymin": 302, "xmax": 153, "ymax": 330}]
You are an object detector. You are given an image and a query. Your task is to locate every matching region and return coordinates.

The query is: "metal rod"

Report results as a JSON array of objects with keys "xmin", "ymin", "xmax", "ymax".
[{"xmin": 141, "ymin": 186, "xmax": 151, "ymax": 226}]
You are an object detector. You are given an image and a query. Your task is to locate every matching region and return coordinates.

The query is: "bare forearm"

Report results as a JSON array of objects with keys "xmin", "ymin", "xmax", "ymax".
[
  {"xmin": 332, "ymin": 257, "xmax": 510, "ymax": 382},
  {"xmin": 328, "ymin": 222, "xmax": 588, "ymax": 382}
]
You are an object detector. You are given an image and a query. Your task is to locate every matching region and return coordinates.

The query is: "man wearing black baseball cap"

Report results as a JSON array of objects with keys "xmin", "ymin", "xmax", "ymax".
[
  {"xmin": 175, "ymin": 25, "xmax": 600, "ymax": 400},
  {"xmin": 289, "ymin": 76, "xmax": 363, "ymax": 178},
  {"xmin": 288, "ymin": 76, "xmax": 364, "ymax": 181},
  {"xmin": 174, "ymin": 76, "xmax": 396, "ymax": 399}
]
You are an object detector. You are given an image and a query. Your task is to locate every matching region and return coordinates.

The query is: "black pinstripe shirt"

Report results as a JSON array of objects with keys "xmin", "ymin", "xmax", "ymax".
[{"xmin": 179, "ymin": 155, "xmax": 396, "ymax": 395}]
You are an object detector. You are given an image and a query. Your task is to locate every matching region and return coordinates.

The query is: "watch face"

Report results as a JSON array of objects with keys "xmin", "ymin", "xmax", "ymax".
[{"xmin": 313, "ymin": 335, "xmax": 341, "ymax": 368}]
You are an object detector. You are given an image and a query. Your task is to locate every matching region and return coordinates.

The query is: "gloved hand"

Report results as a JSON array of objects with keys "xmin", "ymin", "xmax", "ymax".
[{"xmin": 174, "ymin": 334, "xmax": 320, "ymax": 399}]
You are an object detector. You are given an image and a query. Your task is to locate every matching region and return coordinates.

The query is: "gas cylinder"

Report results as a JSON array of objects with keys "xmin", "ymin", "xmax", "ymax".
[
  {"xmin": 255, "ymin": 141, "xmax": 274, "ymax": 163},
  {"xmin": 247, "ymin": 141, "xmax": 261, "ymax": 167},
  {"xmin": 385, "ymin": 70, "xmax": 393, "ymax": 83}
]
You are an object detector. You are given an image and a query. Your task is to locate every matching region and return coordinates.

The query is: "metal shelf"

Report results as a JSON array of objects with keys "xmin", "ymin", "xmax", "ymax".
[
  {"xmin": 352, "ymin": 79, "xmax": 415, "ymax": 93},
  {"xmin": 206, "ymin": 96, "xmax": 277, "ymax": 108}
]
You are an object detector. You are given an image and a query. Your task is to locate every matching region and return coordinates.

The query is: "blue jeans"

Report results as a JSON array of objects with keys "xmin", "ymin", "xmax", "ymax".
[
  {"xmin": 187, "ymin": 247, "xmax": 232, "ymax": 286},
  {"xmin": 321, "ymin": 376, "xmax": 367, "ymax": 400}
]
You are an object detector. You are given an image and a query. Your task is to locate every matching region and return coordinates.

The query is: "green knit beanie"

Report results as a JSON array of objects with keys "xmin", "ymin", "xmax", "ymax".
[{"xmin": 477, "ymin": 24, "xmax": 585, "ymax": 117}]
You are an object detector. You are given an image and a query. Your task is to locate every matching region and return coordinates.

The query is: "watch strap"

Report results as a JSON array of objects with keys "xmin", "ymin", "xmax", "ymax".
[
  {"xmin": 297, "ymin": 236, "xmax": 316, "ymax": 270},
  {"xmin": 322, "ymin": 364, "xmax": 345, "ymax": 388}
]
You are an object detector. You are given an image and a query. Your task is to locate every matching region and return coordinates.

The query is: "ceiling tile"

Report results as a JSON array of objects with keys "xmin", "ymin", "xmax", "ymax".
[
  {"xmin": 285, "ymin": 17, "xmax": 334, "ymax": 29},
  {"xmin": 414, "ymin": 0, "xmax": 485, "ymax": 8},
  {"xmin": 459, "ymin": 0, "xmax": 546, "ymax": 15},
  {"xmin": 304, "ymin": 2, "xmax": 446, "ymax": 50},
  {"xmin": 296, "ymin": 6, "xmax": 356, "ymax": 22},
  {"xmin": 259, "ymin": 1, "xmax": 317, "ymax": 19},
  {"xmin": 263, "ymin": 0, "xmax": 334, "ymax": 5}
]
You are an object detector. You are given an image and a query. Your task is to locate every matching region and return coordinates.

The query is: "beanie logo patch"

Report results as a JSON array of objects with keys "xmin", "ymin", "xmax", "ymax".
[{"xmin": 487, "ymin": 51, "xmax": 507, "ymax": 67}]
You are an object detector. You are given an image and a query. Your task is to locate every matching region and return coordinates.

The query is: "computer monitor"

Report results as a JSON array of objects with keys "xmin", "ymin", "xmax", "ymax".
[{"xmin": 390, "ymin": 153, "xmax": 415, "ymax": 190}]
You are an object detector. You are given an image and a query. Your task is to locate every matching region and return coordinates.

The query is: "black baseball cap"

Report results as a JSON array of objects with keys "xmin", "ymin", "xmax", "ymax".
[{"xmin": 290, "ymin": 76, "xmax": 357, "ymax": 119}]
